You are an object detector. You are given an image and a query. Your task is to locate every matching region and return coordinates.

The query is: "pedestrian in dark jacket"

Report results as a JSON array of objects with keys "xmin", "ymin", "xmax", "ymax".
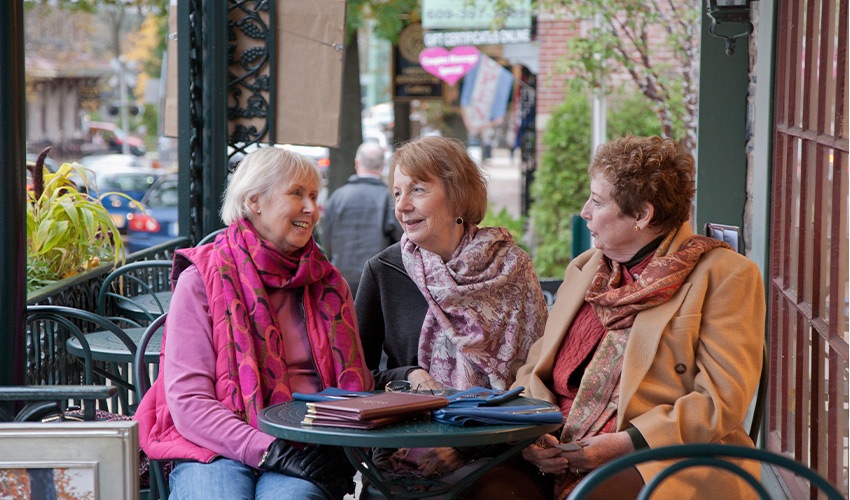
[{"xmin": 322, "ymin": 141, "xmax": 402, "ymax": 296}]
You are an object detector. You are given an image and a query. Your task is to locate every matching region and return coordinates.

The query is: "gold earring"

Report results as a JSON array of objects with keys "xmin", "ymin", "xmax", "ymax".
[{"xmin": 634, "ymin": 223, "xmax": 640, "ymax": 231}]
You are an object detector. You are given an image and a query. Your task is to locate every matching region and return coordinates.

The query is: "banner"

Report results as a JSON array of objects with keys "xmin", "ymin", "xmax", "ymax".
[{"xmin": 459, "ymin": 54, "xmax": 514, "ymax": 133}]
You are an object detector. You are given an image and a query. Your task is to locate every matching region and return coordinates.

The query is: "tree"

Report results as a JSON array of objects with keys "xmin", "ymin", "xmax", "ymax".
[
  {"xmin": 531, "ymin": 90, "xmax": 662, "ymax": 277},
  {"xmin": 544, "ymin": 0, "xmax": 700, "ymax": 151}
]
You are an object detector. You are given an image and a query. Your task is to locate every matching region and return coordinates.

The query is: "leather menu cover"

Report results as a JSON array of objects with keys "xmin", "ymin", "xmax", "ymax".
[
  {"xmin": 306, "ymin": 392, "xmax": 449, "ymax": 420},
  {"xmin": 302, "ymin": 412, "xmax": 421, "ymax": 429}
]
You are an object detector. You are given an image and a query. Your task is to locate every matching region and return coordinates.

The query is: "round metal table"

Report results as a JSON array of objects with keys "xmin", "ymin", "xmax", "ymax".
[
  {"xmin": 115, "ymin": 290, "xmax": 172, "ymax": 323},
  {"xmin": 259, "ymin": 397, "xmax": 562, "ymax": 499},
  {"xmin": 65, "ymin": 324, "xmax": 163, "ymax": 364}
]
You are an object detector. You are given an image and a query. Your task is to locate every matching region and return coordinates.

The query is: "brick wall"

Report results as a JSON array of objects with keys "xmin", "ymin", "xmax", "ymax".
[{"xmin": 535, "ymin": 16, "xmax": 581, "ymax": 133}]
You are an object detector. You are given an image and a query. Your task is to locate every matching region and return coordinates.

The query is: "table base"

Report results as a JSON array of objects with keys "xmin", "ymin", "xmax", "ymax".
[{"xmin": 345, "ymin": 436, "xmax": 537, "ymax": 500}]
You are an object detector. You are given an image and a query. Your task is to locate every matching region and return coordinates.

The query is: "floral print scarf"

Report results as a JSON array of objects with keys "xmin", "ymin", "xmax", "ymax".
[
  {"xmin": 213, "ymin": 219, "xmax": 372, "ymax": 427},
  {"xmin": 401, "ymin": 225, "xmax": 547, "ymax": 391}
]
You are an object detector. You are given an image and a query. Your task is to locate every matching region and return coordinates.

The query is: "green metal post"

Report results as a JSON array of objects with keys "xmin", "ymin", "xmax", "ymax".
[
  {"xmin": 177, "ymin": 0, "xmax": 194, "ymax": 242},
  {"xmin": 201, "ymin": 0, "xmax": 228, "ymax": 238},
  {"xmin": 694, "ymin": 10, "xmax": 750, "ymax": 232},
  {"xmin": 0, "ymin": 0, "xmax": 27, "ymax": 387}
]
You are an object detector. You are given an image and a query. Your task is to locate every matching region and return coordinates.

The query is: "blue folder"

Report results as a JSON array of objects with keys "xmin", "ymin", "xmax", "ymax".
[{"xmin": 433, "ymin": 405, "xmax": 564, "ymax": 426}]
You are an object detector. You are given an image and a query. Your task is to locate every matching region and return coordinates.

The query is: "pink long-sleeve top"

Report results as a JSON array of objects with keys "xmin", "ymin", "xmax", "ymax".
[{"xmin": 163, "ymin": 265, "xmax": 322, "ymax": 467}]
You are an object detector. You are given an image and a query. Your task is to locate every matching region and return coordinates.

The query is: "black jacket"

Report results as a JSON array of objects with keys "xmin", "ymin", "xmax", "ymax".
[{"xmin": 354, "ymin": 243, "xmax": 428, "ymax": 388}]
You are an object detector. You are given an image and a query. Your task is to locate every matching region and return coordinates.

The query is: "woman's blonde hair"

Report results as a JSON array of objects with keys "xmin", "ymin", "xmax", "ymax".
[
  {"xmin": 220, "ymin": 146, "xmax": 320, "ymax": 225},
  {"xmin": 388, "ymin": 136, "xmax": 488, "ymax": 224}
]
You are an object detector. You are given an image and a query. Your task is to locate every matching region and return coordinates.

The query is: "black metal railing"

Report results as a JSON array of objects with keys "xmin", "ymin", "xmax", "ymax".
[{"xmin": 25, "ymin": 237, "xmax": 189, "ymax": 388}]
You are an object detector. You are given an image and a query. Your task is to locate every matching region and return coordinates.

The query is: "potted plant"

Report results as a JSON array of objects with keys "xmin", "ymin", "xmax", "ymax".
[{"xmin": 27, "ymin": 147, "xmax": 130, "ymax": 293}]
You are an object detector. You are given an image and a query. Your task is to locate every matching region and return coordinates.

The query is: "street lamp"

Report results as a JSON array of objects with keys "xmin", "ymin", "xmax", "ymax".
[{"xmin": 706, "ymin": 0, "xmax": 754, "ymax": 56}]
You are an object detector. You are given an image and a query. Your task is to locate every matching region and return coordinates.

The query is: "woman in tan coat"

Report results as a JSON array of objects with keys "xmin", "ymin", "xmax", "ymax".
[{"xmin": 512, "ymin": 135, "xmax": 765, "ymax": 500}]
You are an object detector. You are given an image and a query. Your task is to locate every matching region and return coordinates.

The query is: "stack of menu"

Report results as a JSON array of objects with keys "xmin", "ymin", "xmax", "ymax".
[{"xmin": 303, "ymin": 392, "xmax": 449, "ymax": 429}]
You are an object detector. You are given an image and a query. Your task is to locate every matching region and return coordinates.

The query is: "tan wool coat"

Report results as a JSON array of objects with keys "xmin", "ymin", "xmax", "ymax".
[{"xmin": 513, "ymin": 223, "xmax": 765, "ymax": 500}]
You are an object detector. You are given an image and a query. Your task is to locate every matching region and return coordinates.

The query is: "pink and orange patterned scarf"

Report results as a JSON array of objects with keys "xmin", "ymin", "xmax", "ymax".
[
  {"xmin": 556, "ymin": 232, "xmax": 729, "ymax": 497},
  {"xmin": 401, "ymin": 225, "xmax": 547, "ymax": 391},
  {"xmin": 213, "ymin": 219, "xmax": 372, "ymax": 427}
]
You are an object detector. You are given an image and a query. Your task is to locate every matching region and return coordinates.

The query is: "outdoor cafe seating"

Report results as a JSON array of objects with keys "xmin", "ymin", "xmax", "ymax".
[{"xmin": 97, "ymin": 259, "xmax": 174, "ymax": 326}]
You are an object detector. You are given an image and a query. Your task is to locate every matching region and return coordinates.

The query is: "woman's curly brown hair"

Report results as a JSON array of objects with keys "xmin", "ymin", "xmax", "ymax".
[{"xmin": 588, "ymin": 135, "xmax": 695, "ymax": 235}]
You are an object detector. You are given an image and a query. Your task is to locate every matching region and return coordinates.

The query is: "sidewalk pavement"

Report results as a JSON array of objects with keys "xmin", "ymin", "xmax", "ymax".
[{"xmin": 481, "ymin": 147, "xmax": 522, "ymax": 220}]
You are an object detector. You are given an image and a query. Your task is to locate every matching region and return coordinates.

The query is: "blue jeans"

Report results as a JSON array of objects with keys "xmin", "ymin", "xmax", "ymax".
[{"xmin": 168, "ymin": 458, "xmax": 330, "ymax": 500}]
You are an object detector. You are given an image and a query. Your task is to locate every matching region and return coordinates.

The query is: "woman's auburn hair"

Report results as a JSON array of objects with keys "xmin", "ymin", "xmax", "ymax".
[
  {"xmin": 589, "ymin": 135, "xmax": 695, "ymax": 235},
  {"xmin": 220, "ymin": 146, "xmax": 321, "ymax": 225},
  {"xmin": 388, "ymin": 136, "xmax": 488, "ymax": 225}
]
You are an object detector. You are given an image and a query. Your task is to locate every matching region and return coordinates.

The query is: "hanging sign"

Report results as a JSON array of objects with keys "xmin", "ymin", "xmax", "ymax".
[
  {"xmin": 418, "ymin": 46, "xmax": 480, "ymax": 86},
  {"xmin": 460, "ymin": 54, "xmax": 514, "ymax": 132},
  {"xmin": 393, "ymin": 23, "xmax": 443, "ymax": 101}
]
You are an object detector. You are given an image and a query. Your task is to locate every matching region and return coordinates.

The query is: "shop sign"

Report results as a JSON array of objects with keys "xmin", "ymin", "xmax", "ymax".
[
  {"xmin": 423, "ymin": 28, "xmax": 532, "ymax": 48},
  {"xmin": 419, "ymin": 46, "xmax": 480, "ymax": 86},
  {"xmin": 393, "ymin": 23, "xmax": 443, "ymax": 101},
  {"xmin": 422, "ymin": 0, "xmax": 531, "ymax": 30}
]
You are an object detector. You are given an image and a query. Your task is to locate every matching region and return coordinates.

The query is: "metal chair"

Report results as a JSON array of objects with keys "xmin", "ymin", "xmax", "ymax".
[
  {"xmin": 705, "ymin": 222, "xmax": 743, "ymax": 252},
  {"xmin": 97, "ymin": 260, "xmax": 174, "ymax": 326},
  {"xmin": 539, "ymin": 278, "xmax": 563, "ymax": 310},
  {"xmin": 134, "ymin": 313, "xmax": 169, "ymax": 500},
  {"xmin": 22, "ymin": 305, "xmax": 138, "ymax": 418},
  {"xmin": 566, "ymin": 443, "xmax": 844, "ymax": 500},
  {"xmin": 704, "ymin": 223, "xmax": 767, "ymax": 444},
  {"xmin": 196, "ymin": 227, "xmax": 225, "ymax": 246}
]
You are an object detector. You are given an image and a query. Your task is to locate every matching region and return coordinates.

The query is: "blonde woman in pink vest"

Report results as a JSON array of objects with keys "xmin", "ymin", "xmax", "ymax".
[{"xmin": 134, "ymin": 146, "xmax": 374, "ymax": 499}]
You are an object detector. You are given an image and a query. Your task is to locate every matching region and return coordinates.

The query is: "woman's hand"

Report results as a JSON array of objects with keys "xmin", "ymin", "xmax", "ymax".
[
  {"xmin": 407, "ymin": 369, "xmax": 443, "ymax": 392},
  {"xmin": 521, "ymin": 434, "xmax": 570, "ymax": 475},
  {"xmin": 560, "ymin": 432, "xmax": 635, "ymax": 475},
  {"xmin": 416, "ymin": 447, "xmax": 465, "ymax": 477}
]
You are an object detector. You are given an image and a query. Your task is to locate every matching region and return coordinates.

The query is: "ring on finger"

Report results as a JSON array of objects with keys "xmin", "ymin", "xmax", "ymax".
[
  {"xmin": 538, "ymin": 466, "xmax": 546, "ymax": 476},
  {"xmin": 573, "ymin": 468, "xmax": 581, "ymax": 477}
]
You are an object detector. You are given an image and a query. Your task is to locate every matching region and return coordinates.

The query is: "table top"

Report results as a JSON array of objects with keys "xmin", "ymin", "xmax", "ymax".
[
  {"xmin": 116, "ymin": 291, "xmax": 172, "ymax": 321},
  {"xmin": 258, "ymin": 397, "xmax": 562, "ymax": 449},
  {"xmin": 65, "ymin": 325, "xmax": 163, "ymax": 363}
]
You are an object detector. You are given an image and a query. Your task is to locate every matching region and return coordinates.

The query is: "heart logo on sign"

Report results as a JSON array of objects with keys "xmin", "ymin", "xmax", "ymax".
[{"xmin": 419, "ymin": 46, "xmax": 480, "ymax": 86}]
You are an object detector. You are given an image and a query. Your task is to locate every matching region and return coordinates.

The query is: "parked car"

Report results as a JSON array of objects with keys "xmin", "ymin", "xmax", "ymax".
[
  {"xmin": 79, "ymin": 153, "xmax": 150, "ymax": 171},
  {"xmin": 126, "ymin": 174, "xmax": 179, "ymax": 253},
  {"xmin": 91, "ymin": 166, "xmax": 160, "ymax": 234},
  {"xmin": 78, "ymin": 121, "xmax": 147, "ymax": 157},
  {"xmin": 65, "ymin": 154, "xmax": 160, "ymax": 234}
]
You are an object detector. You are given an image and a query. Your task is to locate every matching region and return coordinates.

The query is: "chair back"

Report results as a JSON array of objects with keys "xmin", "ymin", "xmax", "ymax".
[
  {"xmin": 196, "ymin": 227, "xmax": 226, "ymax": 246},
  {"xmin": 705, "ymin": 222, "xmax": 743, "ymax": 253},
  {"xmin": 133, "ymin": 312, "xmax": 169, "ymax": 500},
  {"xmin": 704, "ymin": 223, "xmax": 767, "ymax": 444},
  {"xmin": 97, "ymin": 260, "xmax": 174, "ymax": 326},
  {"xmin": 539, "ymin": 278, "xmax": 563, "ymax": 310},
  {"xmin": 133, "ymin": 313, "xmax": 167, "ymax": 397},
  {"xmin": 566, "ymin": 443, "xmax": 844, "ymax": 500}
]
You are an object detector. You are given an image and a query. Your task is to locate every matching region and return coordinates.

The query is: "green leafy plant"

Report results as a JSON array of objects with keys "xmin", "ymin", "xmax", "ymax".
[
  {"xmin": 27, "ymin": 149, "xmax": 129, "ymax": 292},
  {"xmin": 530, "ymin": 90, "xmax": 662, "ymax": 277}
]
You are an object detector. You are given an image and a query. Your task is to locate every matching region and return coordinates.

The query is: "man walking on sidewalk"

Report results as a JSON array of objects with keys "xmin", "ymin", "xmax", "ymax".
[{"xmin": 322, "ymin": 142, "xmax": 402, "ymax": 296}]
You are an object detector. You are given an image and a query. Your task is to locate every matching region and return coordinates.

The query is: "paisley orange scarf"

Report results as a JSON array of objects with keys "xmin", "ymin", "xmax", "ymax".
[{"xmin": 556, "ymin": 232, "xmax": 729, "ymax": 497}]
